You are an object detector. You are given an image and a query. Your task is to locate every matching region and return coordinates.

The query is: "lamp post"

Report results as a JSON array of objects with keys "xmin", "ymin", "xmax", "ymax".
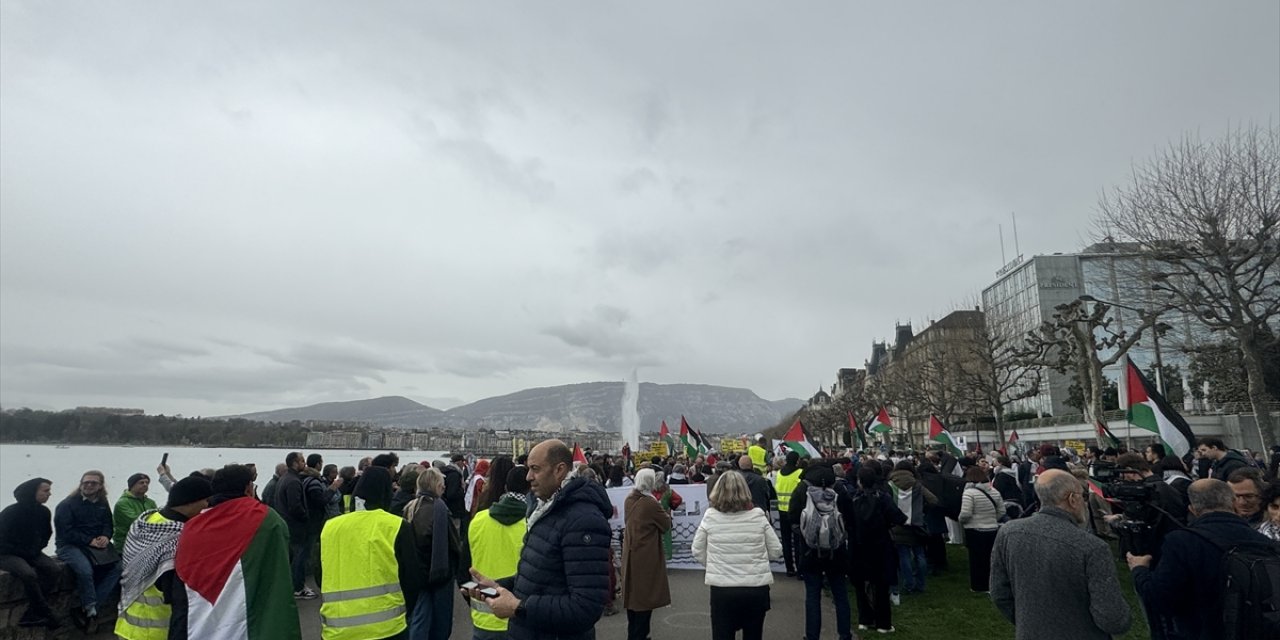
[{"xmin": 1077, "ymin": 294, "xmax": 1167, "ymax": 395}]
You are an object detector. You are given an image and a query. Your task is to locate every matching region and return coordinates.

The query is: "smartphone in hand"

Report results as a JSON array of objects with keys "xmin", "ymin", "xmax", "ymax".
[{"xmin": 161, "ymin": 453, "xmax": 169, "ymax": 467}]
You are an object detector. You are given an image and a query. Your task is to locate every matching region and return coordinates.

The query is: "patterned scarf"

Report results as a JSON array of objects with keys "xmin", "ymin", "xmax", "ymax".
[
  {"xmin": 119, "ymin": 509, "xmax": 184, "ymax": 612},
  {"xmin": 526, "ymin": 473, "xmax": 578, "ymax": 531}
]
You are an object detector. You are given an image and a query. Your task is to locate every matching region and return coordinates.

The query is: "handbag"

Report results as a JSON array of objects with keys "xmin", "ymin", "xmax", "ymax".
[{"xmin": 83, "ymin": 545, "xmax": 120, "ymax": 567}]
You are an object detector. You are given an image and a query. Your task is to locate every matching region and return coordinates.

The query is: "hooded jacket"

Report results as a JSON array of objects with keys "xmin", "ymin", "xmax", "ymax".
[
  {"xmin": 112, "ymin": 490, "xmax": 158, "ymax": 553},
  {"xmin": 887, "ymin": 470, "xmax": 938, "ymax": 546},
  {"xmin": 1210, "ymin": 450, "xmax": 1250, "ymax": 481},
  {"xmin": 441, "ymin": 464, "xmax": 467, "ymax": 519},
  {"xmin": 0, "ymin": 478, "xmax": 53, "ymax": 560},
  {"xmin": 496, "ymin": 477, "xmax": 612, "ymax": 640}
]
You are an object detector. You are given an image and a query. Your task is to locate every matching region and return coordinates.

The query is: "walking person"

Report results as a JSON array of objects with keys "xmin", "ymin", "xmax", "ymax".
[
  {"xmin": 623, "ymin": 468, "xmax": 672, "ymax": 640},
  {"xmin": 0, "ymin": 477, "xmax": 61, "ymax": 629},
  {"xmin": 848, "ymin": 466, "xmax": 906, "ymax": 634},
  {"xmin": 54, "ymin": 469, "xmax": 121, "ymax": 631},
  {"xmin": 958, "ymin": 466, "xmax": 1003, "ymax": 592},
  {"xmin": 693, "ymin": 471, "xmax": 783, "ymax": 640},
  {"xmin": 887, "ymin": 461, "xmax": 936, "ymax": 599}
]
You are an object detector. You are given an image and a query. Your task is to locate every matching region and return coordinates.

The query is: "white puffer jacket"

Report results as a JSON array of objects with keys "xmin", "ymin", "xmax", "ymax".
[{"xmin": 692, "ymin": 507, "xmax": 783, "ymax": 587}]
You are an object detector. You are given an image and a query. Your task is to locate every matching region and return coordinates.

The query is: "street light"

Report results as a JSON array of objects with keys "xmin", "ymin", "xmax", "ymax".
[{"xmin": 1077, "ymin": 294, "xmax": 1169, "ymax": 395}]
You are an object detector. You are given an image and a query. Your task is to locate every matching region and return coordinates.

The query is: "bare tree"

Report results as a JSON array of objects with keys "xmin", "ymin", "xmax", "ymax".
[
  {"xmin": 1022, "ymin": 299, "xmax": 1154, "ymax": 427},
  {"xmin": 954, "ymin": 321, "xmax": 1044, "ymax": 443},
  {"xmin": 1096, "ymin": 125, "xmax": 1280, "ymax": 443}
]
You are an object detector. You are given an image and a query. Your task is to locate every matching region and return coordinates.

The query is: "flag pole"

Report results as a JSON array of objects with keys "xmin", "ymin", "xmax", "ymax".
[{"xmin": 1119, "ymin": 354, "xmax": 1132, "ymax": 449}]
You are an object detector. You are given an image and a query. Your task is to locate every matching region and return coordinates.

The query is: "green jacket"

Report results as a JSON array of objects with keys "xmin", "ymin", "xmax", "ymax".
[{"xmin": 112, "ymin": 491, "xmax": 157, "ymax": 552}]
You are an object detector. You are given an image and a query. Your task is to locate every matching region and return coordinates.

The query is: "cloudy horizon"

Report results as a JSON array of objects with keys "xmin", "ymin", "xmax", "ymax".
[{"xmin": 2, "ymin": 2, "xmax": 1277, "ymax": 416}]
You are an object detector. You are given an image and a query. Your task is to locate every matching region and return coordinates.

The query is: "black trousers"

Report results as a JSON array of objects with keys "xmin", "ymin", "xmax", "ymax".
[
  {"xmin": 852, "ymin": 575, "xmax": 892, "ymax": 631},
  {"xmin": 964, "ymin": 528, "xmax": 998, "ymax": 592},
  {"xmin": 777, "ymin": 511, "xmax": 798, "ymax": 572},
  {"xmin": 0, "ymin": 554, "xmax": 59, "ymax": 619},
  {"xmin": 710, "ymin": 585, "xmax": 769, "ymax": 640},
  {"xmin": 626, "ymin": 609, "xmax": 652, "ymax": 640},
  {"xmin": 925, "ymin": 532, "xmax": 948, "ymax": 572}
]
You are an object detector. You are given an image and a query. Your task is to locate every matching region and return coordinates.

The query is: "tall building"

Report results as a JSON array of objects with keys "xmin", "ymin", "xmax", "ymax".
[{"xmin": 981, "ymin": 243, "xmax": 1194, "ymax": 417}]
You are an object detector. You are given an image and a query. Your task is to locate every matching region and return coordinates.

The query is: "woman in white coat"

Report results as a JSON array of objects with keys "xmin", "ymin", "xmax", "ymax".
[{"xmin": 692, "ymin": 470, "xmax": 783, "ymax": 640}]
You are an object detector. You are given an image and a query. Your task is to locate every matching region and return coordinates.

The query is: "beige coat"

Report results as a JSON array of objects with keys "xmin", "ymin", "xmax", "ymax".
[{"xmin": 622, "ymin": 490, "xmax": 672, "ymax": 611}]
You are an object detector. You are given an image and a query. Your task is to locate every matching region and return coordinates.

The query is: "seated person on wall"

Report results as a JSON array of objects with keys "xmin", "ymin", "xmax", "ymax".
[
  {"xmin": 54, "ymin": 470, "xmax": 122, "ymax": 631},
  {"xmin": 0, "ymin": 477, "xmax": 61, "ymax": 630}
]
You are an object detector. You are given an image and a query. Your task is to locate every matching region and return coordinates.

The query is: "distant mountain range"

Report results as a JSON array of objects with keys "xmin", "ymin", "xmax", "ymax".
[{"xmin": 226, "ymin": 382, "xmax": 804, "ymax": 434}]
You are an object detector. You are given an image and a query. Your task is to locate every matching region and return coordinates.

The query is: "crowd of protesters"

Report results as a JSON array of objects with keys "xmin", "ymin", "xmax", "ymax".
[{"xmin": 0, "ymin": 435, "xmax": 1277, "ymax": 639}]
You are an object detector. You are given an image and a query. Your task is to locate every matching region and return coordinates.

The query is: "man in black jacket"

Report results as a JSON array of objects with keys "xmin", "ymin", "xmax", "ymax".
[
  {"xmin": 1128, "ymin": 479, "xmax": 1276, "ymax": 640},
  {"xmin": 736, "ymin": 454, "xmax": 777, "ymax": 516},
  {"xmin": 469, "ymin": 439, "xmax": 612, "ymax": 640},
  {"xmin": 0, "ymin": 478, "xmax": 59, "ymax": 629},
  {"xmin": 1198, "ymin": 437, "xmax": 1249, "ymax": 481},
  {"xmin": 273, "ymin": 451, "xmax": 316, "ymax": 599},
  {"xmin": 55, "ymin": 470, "xmax": 120, "ymax": 630}
]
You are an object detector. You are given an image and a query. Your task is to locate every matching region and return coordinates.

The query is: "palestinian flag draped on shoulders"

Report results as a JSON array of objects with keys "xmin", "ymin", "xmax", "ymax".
[
  {"xmin": 1126, "ymin": 359, "xmax": 1196, "ymax": 457},
  {"xmin": 781, "ymin": 419, "xmax": 820, "ymax": 458},
  {"xmin": 928, "ymin": 415, "xmax": 964, "ymax": 457},
  {"xmin": 176, "ymin": 497, "xmax": 300, "ymax": 640}
]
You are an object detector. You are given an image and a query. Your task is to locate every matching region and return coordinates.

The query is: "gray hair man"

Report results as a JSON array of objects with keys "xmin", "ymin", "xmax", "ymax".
[
  {"xmin": 1127, "ymin": 479, "xmax": 1274, "ymax": 639},
  {"xmin": 990, "ymin": 469, "xmax": 1131, "ymax": 640}
]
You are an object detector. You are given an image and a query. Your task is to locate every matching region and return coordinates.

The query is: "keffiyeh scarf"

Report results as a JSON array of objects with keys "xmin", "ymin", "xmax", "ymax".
[{"xmin": 119, "ymin": 509, "xmax": 184, "ymax": 612}]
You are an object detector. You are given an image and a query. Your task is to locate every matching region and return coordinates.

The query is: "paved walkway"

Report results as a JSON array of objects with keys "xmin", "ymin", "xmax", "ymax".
[{"xmin": 295, "ymin": 569, "xmax": 824, "ymax": 639}]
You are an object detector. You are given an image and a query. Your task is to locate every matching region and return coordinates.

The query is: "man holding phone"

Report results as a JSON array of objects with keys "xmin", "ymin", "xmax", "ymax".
[{"xmin": 466, "ymin": 440, "xmax": 611, "ymax": 640}]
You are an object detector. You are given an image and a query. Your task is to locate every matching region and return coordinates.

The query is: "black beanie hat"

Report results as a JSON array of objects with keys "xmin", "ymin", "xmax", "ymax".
[
  {"xmin": 127, "ymin": 473, "xmax": 150, "ymax": 490},
  {"xmin": 165, "ymin": 476, "xmax": 214, "ymax": 509}
]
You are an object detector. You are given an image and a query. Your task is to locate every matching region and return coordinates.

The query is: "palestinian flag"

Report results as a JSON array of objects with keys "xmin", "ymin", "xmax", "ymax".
[
  {"xmin": 1096, "ymin": 420, "xmax": 1122, "ymax": 449},
  {"xmin": 659, "ymin": 420, "xmax": 676, "ymax": 454},
  {"xmin": 781, "ymin": 419, "xmax": 820, "ymax": 457},
  {"xmin": 866, "ymin": 407, "xmax": 893, "ymax": 434},
  {"xmin": 849, "ymin": 411, "xmax": 869, "ymax": 449},
  {"xmin": 679, "ymin": 417, "xmax": 699, "ymax": 457},
  {"xmin": 572, "ymin": 442, "xmax": 587, "ymax": 465},
  {"xmin": 681, "ymin": 417, "xmax": 709, "ymax": 455},
  {"xmin": 1007, "ymin": 429, "xmax": 1020, "ymax": 453},
  {"xmin": 176, "ymin": 497, "xmax": 300, "ymax": 640},
  {"xmin": 929, "ymin": 415, "xmax": 963, "ymax": 457},
  {"xmin": 696, "ymin": 428, "xmax": 713, "ymax": 454},
  {"xmin": 1126, "ymin": 359, "xmax": 1196, "ymax": 457},
  {"xmin": 1086, "ymin": 478, "xmax": 1109, "ymax": 502}
]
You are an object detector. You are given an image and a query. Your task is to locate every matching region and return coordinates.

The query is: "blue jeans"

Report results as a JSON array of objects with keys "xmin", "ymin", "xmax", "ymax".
[
  {"xmin": 409, "ymin": 584, "xmax": 454, "ymax": 640},
  {"xmin": 804, "ymin": 568, "xmax": 851, "ymax": 640},
  {"xmin": 55, "ymin": 546, "xmax": 121, "ymax": 610},
  {"xmin": 896, "ymin": 544, "xmax": 927, "ymax": 593}
]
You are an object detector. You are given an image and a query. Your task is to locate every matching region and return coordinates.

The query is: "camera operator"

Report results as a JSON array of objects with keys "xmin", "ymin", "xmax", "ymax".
[{"xmin": 1104, "ymin": 454, "xmax": 1188, "ymax": 563}]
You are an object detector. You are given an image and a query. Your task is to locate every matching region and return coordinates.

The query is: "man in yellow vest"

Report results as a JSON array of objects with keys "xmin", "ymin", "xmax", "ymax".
[
  {"xmin": 467, "ymin": 466, "xmax": 530, "ymax": 639},
  {"xmin": 115, "ymin": 476, "xmax": 213, "ymax": 640},
  {"xmin": 320, "ymin": 465, "xmax": 420, "ymax": 640},
  {"xmin": 748, "ymin": 434, "xmax": 771, "ymax": 474},
  {"xmin": 773, "ymin": 451, "xmax": 805, "ymax": 577}
]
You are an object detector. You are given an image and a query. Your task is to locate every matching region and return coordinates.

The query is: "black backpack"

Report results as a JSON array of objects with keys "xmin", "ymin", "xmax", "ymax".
[{"xmin": 1187, "ymin": 529, "xmax": 1280, "ymax": 639}]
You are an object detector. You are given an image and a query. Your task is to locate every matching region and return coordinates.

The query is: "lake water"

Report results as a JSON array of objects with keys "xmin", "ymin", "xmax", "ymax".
[{"xmin": 0, "ymin": 444, "xmax": 450, "ymax": 530}]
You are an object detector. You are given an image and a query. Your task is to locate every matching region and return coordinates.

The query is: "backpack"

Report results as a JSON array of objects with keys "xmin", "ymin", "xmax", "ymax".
[
  {"xmin": 800, "ymin": 485, "xmax": 846, "ymax": 554},
  {"xmin": 1187, "ymin": 529, "xmax": 1280, "ymax": 639}
]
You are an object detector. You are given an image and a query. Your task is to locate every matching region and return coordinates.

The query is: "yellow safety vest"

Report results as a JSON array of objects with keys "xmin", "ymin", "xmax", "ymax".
[
  {"xmin": 748, "ymin": 445, "xmax": 768, "ymax": 474},
  {"xmin": 319, "ymin": 510, "xmax": 407, "ymax": 640},
  {"xmin": 114, "ymin": 512, "xmax": 173, "ymax": 640},
  {"xmin": 775, "ymin": 469, "xmax": 803, "ymax": 513},
  {"xmin": 342, "ymin": 493, "xmax": 353, "ymax": 513},
  {"xmin": 468, "ymin": 508, "xmax": 526, "ymax": 632}
]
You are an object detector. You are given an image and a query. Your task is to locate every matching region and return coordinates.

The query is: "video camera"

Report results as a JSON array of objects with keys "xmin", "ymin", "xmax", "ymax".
[{"xmin": 1104, "ymin": 473, "xmax": 1159, "ymax": 557}]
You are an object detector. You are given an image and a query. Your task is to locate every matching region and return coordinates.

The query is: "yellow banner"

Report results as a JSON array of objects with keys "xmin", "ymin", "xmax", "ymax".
[
  {"xmin": 645, "ymin": 442, "xmax": 668, "ymax": 458},
  {"xmin": 1064, "ymin": 439, "xmax": 1087, "ymax": 452},
  {"xmin": 720, "ymin": 438, "xmax": 747, "ymax": 454}
]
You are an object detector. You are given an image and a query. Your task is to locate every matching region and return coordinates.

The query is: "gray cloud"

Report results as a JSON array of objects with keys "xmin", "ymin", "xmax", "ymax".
[{"xmin": 0, "ymin": 1, "xmax": 1276, "ymax": 415}]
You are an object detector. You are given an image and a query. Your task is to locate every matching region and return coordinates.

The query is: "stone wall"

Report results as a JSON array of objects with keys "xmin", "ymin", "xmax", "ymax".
[{"xmin": 0, "ymin": 562, "xmax": 117, "ymax": 639}]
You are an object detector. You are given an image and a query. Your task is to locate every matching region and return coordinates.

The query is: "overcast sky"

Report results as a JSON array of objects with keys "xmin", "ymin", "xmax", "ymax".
[{"xmin": 2, "ymin": 2, "xmax": 1277, "ymax": 416}]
